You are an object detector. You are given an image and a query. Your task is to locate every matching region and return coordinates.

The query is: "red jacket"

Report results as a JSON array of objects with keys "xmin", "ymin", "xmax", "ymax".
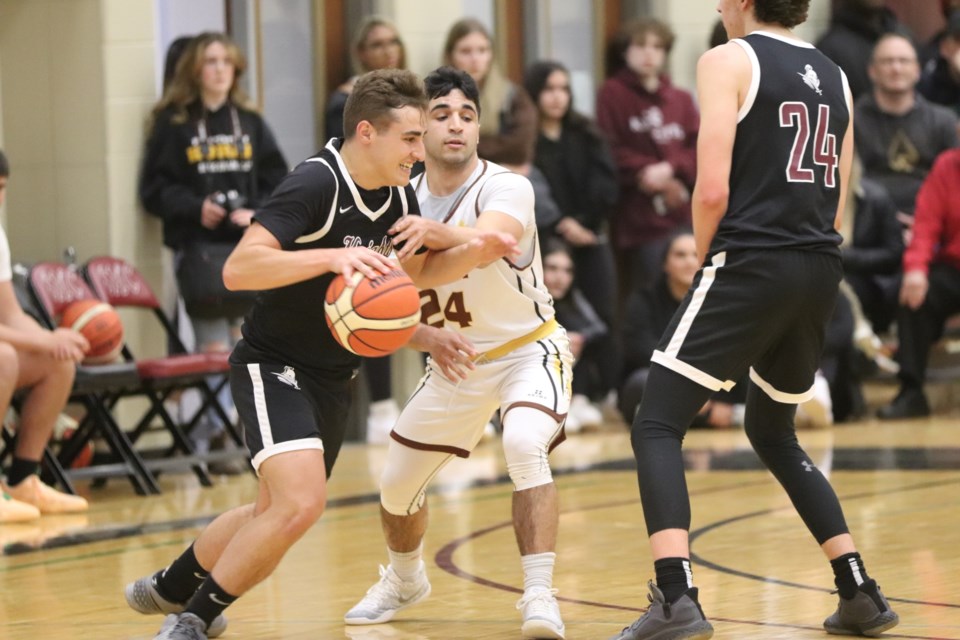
[
  {"xmin": 904, "ymin": 149, "xmax": 960, "ymax": 274},
  {"xmin": 596, "ymin": 69, "xmax": 699, "ymax": 249}
]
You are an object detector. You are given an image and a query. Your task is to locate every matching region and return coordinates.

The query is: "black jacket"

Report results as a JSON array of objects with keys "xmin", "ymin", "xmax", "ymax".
[
  {"xmin": 533, "ymin": 123, "xmax": 619, "ymax": 234},
  {"xmin": 139, "ymin": 101, "xmax": 288, "ymax": 249},
  {"xmin": 842, "ymin": 178, "xmax": 904, "ymax": 276},
  {"xmin": 622, "ymin": 279, "xmax": 678, "ymax": 374}
]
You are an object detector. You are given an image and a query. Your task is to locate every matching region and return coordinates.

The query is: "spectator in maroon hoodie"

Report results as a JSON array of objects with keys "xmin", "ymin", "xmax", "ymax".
[
  {"xmin": 878, "ymin": 149, "xmax": 960, "ymax": 419},
  {"xmin": 596, "ymin": 18, "xmax": 699, "ymax": 295}
]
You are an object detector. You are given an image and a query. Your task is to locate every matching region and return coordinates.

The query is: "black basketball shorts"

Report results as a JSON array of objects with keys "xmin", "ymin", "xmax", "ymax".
[
  {"xmin": 230, "ymin": 360, "xmax": 351, "ymax": 476},
  {"xmin": 650, "ymin": 248, "xmax": 842, "ymax": 403}
]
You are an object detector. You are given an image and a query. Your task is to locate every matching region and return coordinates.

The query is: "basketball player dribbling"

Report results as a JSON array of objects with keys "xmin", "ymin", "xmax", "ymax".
[
  {"xmin": 610, "ymin": 1, "xmax": 899, "ymax": 639},
  {"xmin": 123, "ymin": 69, "xmax": 516, "ymax": 640},
  {"xmin": 344, "ymin": 67, "xmax": 573, "ymax": 640}
]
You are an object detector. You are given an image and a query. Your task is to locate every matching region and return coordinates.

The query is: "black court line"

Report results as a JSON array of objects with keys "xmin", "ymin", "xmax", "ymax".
[{"xmin": 433, "ymin": 476, "xmax": 960, "ymax": 639}]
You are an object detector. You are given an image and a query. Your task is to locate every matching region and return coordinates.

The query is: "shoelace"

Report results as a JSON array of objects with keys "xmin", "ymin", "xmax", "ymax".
[
  {"xmin": 360, "ymin": 565, "xmax": 405, "ymax": 605},
  {"xmin": 515, "ymin": 588, "xmax": 560, "ymax": 612}
]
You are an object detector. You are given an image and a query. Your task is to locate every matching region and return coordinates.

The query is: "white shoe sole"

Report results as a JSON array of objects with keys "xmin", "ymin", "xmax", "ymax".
[{"xmin": 521, "ymin": 618, "xmax": 565, "ymax": 639}]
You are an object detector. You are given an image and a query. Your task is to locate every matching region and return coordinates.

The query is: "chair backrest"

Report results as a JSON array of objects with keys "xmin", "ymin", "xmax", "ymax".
[
  {"xmin": 28, "ymin": 262, "xmax": 99, "ymax": 324},
  {"xmin": 84, "ymin": 257, "xmax": 161, "ymax": 310}
]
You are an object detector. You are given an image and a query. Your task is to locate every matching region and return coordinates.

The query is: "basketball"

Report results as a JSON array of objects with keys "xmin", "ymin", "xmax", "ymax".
[
  {"xmin": 60, "ymin": 299, "xmax": 124, "ymax": 364},
  {"xmin": 324, "ymin": 269, "xmax": 420, "ymax": 357}
]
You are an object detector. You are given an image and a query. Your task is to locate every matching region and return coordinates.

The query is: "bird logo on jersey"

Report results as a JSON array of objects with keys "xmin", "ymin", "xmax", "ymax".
[
  {"xmin": 273, "ymin": 366, "xmax": 300, "ymax": 390},
  {"xmin": 798, "ymin": 64, "xmax": 823, "ymax": 95}
]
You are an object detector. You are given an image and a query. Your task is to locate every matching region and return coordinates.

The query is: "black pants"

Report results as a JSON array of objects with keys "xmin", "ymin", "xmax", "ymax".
[{"xmin": 896, "ymin": 263, "xmax": 960, "ymax": 390}]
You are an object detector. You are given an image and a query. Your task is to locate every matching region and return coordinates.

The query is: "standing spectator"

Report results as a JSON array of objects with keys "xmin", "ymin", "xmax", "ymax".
[
  {"xmin": 919, "ymin": 10, "xmax": 960, "ymax": 118},
  {"xmin": 139, "ymin": 32, "xmax": 287, "ymax": 459},
  {"xmin": 444, "ymin": 18, "xmax": 538, "ymax": 167},
  {"xmin": 855, "ymin": 33, "xmax": 958, "ymax": 218},
  {"xmin": 323, "ymin": 17, "xmax": 408, "ymax": 444},
  {"xmin": 879, "ymin": 149, "xmax": 960, "ymax": 420},
  {"xmin": 325, "ymin": 16, "xmax": 407, "ymax": 140},
  {"xmin": 596, "ymin": 18, "xmax": 699, "ymax": 294},
  {"xmin": 817, "ymin": 0, "xmax": 910, "ymax": 100},
  {"xmin": 542, "ymin": 240, "xmax": 607, "ymax": 431},
  {"xmin": 0, "ymin": 149, "xmax": 90, "ymax": 522},
  {"xmin": 524, "ymin": 60, "xmax": 621, "ymax": 404}
]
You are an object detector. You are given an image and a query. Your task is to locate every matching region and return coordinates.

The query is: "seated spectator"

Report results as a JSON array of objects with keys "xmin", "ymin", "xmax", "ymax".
[
  {"xmin": 542, "ymin": 240, "xmax": 607, "ymax": 432},
  {"xmin": 0, "ymin": 149, "xmax": 90, "ymax": 522},
  {"xmin": 879, "ymin": 149, "xmax": 960, "ymax": 419},
  {"xmin": 919, "ymin": 10, "xmax": 960, "ymax": 118},
  {"xmin": 855, "ymin": 33, "xmax": 958, "ymax": 219},
  {"xmin": 596, "ymin": 18, "xmax": 698, "ymax": 294},
  {"xmin": 841, "ymin": 158, "xmax": 905, "ymax": 334},
  {"xmin": 817, "ymin": 0, "xmax": 910, "ymax": 100},
  {"xmin": 618, "ymin": 232, "xmax": 746, "ymax": 428}
]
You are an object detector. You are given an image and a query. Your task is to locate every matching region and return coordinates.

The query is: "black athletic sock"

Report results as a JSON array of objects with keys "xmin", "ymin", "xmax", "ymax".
[
  {"xmin": 154, "ymin": 544, "xmax": 209, "ymax": 604},
  {"xmin": 6, "ymin": 458, "xmax": 40, "ymax": 487},
  {"xmin": 654, "ymin": 557, "xmax": 693, "ymax": 603},
  {"xmin": 831, "ymin": 552, "xmax": 871, "ymax": 600},
  {"xmin": 185, "ymin": 576, "xmax": 238, "ymax": 629}
]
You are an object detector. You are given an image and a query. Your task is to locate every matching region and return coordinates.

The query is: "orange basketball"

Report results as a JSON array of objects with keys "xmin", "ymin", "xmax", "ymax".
[
  {"xmin": 324, "ymin": 270, "xmax": 420, "ymax": 357},
  {"xmin": 60, "ymin": 299, "xmax": 124, "ymax": 364}
]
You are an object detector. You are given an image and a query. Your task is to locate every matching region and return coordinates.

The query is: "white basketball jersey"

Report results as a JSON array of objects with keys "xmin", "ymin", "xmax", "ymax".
[{"xmin": 412, "ymin": 160, "xmax": 554, "ymax": 352}]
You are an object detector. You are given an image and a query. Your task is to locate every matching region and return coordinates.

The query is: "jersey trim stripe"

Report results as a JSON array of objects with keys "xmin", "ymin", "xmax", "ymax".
[
  {"xmin": 751, "ymin": 30, "xmax": 815, "ymax": 48},
  {"xmin": 324, "ymin": 138, "xmax": 394, "ymax": 220},
  {"xmin": 732, "ymin": 39, "xmax": 761, "ymax": 123},
  {"xmin": 247, "ymin": 363, "xmax": 273, "ymax": 448},
  {"xmin": 749, "ymin": 367, "xmax": 816, "ymax": 403},
  {"xmin": 664, "ymin": 251, "xmax": 726, "ymax": 356},
  {"xmin": 651, "ymin": 350, "xmax": 736, "ymax": 392},
  {"xmin": 252, "ymin": 438, "xmax": 324, "ymax": 473},
  {"xmin": 296, "ymin": 158, "xmax": 339, "ymax": 243}
]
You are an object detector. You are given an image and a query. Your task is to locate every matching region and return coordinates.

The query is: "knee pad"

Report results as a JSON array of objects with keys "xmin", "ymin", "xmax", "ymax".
[
  {"xmin": 379, "ymin": 443, "xmax": 452, "ymax": 516},
  {"xmin": 501, "ymin": 406, "xmax": 561, "ymax": 492}
]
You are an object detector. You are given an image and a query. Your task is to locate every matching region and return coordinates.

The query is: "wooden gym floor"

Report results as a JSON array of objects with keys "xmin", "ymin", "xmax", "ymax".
[{"xmin": 1, "ymin": 413, "xmax": 958, "ymax": 639}]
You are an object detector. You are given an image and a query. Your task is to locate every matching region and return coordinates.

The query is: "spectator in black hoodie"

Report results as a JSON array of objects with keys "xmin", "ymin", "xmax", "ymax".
[{"xmin": 139, "ymin": 32, "xmax": 287, "ymax": 453}]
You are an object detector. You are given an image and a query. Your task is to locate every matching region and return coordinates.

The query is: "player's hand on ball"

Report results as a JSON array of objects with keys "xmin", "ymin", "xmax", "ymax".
[
  {"xmin": 49, "ymin": 328, "xmax": 90, "ymax": 363},
  {"xmin": 471, "ymin": 231, "xmax": 520, "ymax": 266},
  {"xmin": 428, "ymin": 329, "xmax": 477, "ymax": 381},
  {"xmin": 333, "ymin": 247, "xmax": 398, "ymax": 280}
]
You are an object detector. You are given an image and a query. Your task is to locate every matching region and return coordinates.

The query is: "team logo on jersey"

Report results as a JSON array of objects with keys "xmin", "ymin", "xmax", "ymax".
[
  {"xmin": 797, "ymin": 64, "xmax": 823, "ymax": 95},
  {"xmin": 273, "ymin": 366, "xmax": 300, "ymax": 390}
]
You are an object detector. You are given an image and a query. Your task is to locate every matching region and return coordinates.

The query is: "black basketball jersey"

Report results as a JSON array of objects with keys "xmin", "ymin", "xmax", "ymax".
[
  {"xmin": 710, "ymin": 32, "xmax": 849, "ymax": 256},
  {"xmin": 233, "ymin": 138, "xmax": 418, "ymax": 377}
]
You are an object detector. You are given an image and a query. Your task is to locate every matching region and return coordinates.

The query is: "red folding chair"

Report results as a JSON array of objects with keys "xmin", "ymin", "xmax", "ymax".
[
  {"xmin": 24, "ymin": 262, "xmax": 159, "ymax": 494},
  {"xmin": 82, "ymin": 257, "xmax": 248, "ymax": 479}
]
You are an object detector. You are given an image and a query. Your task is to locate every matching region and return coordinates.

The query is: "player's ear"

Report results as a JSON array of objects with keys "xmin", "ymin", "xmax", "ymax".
[{"xmin": 355, "ymin": 120, "xmax": 376, "ymax": 144}]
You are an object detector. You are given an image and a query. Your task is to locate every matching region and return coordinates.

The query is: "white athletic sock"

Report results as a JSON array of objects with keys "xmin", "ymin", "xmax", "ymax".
[
  {"xmin": 521, "ymin": 551, "xmax": 556, "ymax": 594},
  {"xmin": 388, "ymin": 542, "xmax": 424, "ymax": 581}
]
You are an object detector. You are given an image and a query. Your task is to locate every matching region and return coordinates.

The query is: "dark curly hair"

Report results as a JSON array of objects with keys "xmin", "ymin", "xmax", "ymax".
[{"xmin": 754, "ymin": 0, "xmax": 810, "ymax": 28}]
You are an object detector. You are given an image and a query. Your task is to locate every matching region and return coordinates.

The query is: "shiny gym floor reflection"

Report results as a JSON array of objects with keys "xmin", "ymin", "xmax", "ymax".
[{"xmin": 1, "ymin": 417, "xmax": 958, "ymax": 639}]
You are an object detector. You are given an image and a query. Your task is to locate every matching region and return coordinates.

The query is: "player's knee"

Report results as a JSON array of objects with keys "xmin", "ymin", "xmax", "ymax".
[
  {"xmin": 502, "ymin": 408, "xmax": 557, "ymax": 492},
  {"xmin": 273, "ymin": 492, "xmax": 326, "ymax": 539},
  {"xmin": 50, "ymin": 356, "xmax": 76, "ymax": 387},
  {"xmin": 380, "ymin": 485, "xmax": 425, "ymax": 516},
  {"xmin": 0, "ymin": 343, "xmax": 18, "ymax": 381}
]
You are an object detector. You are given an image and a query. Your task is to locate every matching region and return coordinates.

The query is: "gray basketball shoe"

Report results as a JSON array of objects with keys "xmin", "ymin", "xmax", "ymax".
[
  {"xmin": 125, "ymin": 575, "xmax": 227, "ymax": 638},
  {"xmin": 609, "ymin": 581, "xmax": 714, "ymax": 640},
  {"xmin": 824, "ymin": 580, "xmax": 899, "ymax": 636},
  {"xmin": 154, "ymin": 613, "xmax": 207, "ymax": 640}
]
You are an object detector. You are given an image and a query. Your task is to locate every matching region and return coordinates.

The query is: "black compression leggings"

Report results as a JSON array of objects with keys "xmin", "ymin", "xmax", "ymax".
[{"xmin": 632, "ymin": 364, "xmax": 850, "ymax": 543}]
